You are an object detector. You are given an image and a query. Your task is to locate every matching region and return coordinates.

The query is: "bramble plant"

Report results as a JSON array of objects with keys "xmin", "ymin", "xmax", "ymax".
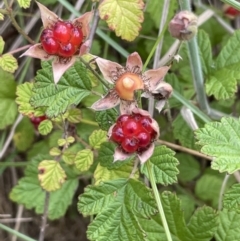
[{"xmin": 1, "ymin": 0, "xmax": 240, "ymax": 241}]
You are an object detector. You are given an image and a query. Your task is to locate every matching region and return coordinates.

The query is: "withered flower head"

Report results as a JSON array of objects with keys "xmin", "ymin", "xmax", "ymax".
[
  {"xmin": 168, "ymin": 10, "xmax": 198, "ymax": 41},
  {"xmin": 109, "ymin": 108, "xmax": 160, "ymax": 164},
  {"xmin": 91, "ymin": 52, "xmax": 172, "ymax": 114},
  {"xmin": 21, "ymin": 2, "xmax": 93, "ymax": 84}
]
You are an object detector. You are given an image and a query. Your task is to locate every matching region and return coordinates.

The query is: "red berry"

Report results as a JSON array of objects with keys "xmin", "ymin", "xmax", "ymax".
[
  {"xmin": 117, "ymin": 114, "xmax": 130, "ymax": 126},
  {"xmin": 111, "ymin": 125, "xmax": 124, "ymax": 143},
  {"xmin": 70, "ymin": 27, "xmax": 83, "ymax": 46},
  {"xmin": 41, "ymin": 37, "xmax": 59, "ymax": 55},
  {"xmin": 53, "ymin": 21, "xmax": 72, "ymax": 43},
  {"xmin": 133, "ymin": 113, "xmax": 142, "ymax": 122},
  {"xmin": 40, "ymin": 29, "xmax": 53, "ymax": 41},
  {"xmin": 121, "ymin": 137, "xmax": 138, "ymax": 153},
  {"xmin": 30, "ymin": 115, "xmax": 47, "ymax": 128},
  {"xmin": 58, "ymin": 43, "xmax": 76, "ymax": 57},
  {"xmin": 136, "ymin": 131, "xmax": 151, "ymax": 147},
  {"xmin": 140, "ymin": 116, "xmax": 153, "ymax": 133},
  {"xmin": 225, "ymin": 7, "xmax": 240, "ymax": 16},
  {"xmin": 122, "ymin": 119, "xmax": 141, "ymax": 136}
]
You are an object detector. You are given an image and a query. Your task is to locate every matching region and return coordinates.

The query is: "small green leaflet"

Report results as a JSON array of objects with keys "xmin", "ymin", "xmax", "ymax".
[
  {"xmin": 38, "ymin": 160, "xmax": 66, "ymax": 191},
  {"xmin": 74, "ymin": 149, "xmax": 94, "ymax": 172},
  {"xmin": 0, "ymin": 69, "xmax": 17, "ymax": 129},
  {"xmin": 0, "ymin": 36, "xmax": 4, "ymax": 54},
  {"xmin": 214, "ymin": 210, "xmax": 240, "ymax": 241},
  {"xmin": 78, "ymin": 178, "xmax": 157, "ymax": 241},
  {"xmin": 95, "ymin": 109, "xmax": 118, "ymax": 131},
  {"xmin": 89, "ymin": 129, "xmax": 107, "ymax": 149},
  {"xmin": 31, "ymin": 61, "xmax": 91, "ymax": 117},
  {"xmin": 0, "ymin": 53, "xmax": 18, "ymax": 73},
  {"xmin": 9, "ymin": 157, "xmax": 78, "ymax": 220},
  {"xmin": 0, "ymin": 13, "xmax": 4, "ymax": 20},
  {"xmin": 38, "ymin": 119, "xmax": 53, "ymax": 135},
  {"xmin": 16, "ymin": 82, "xmax": 46, "ymax": 117},
  {"xmin": 195, "ymin": 117, "xmax": 240, "ymax": 174},
  {"xmin": 141, "ymin": 146, "xmax": 179, "ymax": 185},
  {"xmin": 17, "ymin": 0, "xmax": 31, "ymax": 8},
  {"xmin": 99, "ymin": 0, "xmax": 144, "ymax": 41}
]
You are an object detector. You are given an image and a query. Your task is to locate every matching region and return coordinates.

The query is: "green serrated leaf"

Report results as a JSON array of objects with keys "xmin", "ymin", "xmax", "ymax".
[
  {"xmin": 196, "ymin": 117, "xmax": 240, "ymax": 174},
  {"xmin": 49, "ymin": 147, "xmax": 61, "ymax": 156},
  {"xmin": 66, "ymin": 136, "xmax": 75, "ymax": 144},
  {"xmin": 89, "ymin": 129, "xmax": 107, "ymax": 149},
  {"xmin": 17, "ymin": 0, "xmax": 31, "ymax": 8},
  {"xmin": 13, "ymin": 117, "xmax": 35, "ymax": 151},
  {"xmin": 214, "ymin": 209, "xmax": 240, "ymax": 241},
  {"xmin": 206, "ymin": 68, "xmax": 237, "ymax": 100},
  {"xmin": 0, "ymin": 36, "xmax": 4, "ymax": 54},
  {"xmin": 99, "ymin": 0, "xmax": 144, "ymax": 41},
  {"xmin": 177, "ymin": 153, "xmax": 200, "ymax": 182},
  {"xmin": 94, "ymin": 162, "xmax": 138, "ymax": 185},
  {"xmin": 78, "ymin": 178, "xmax": 157, "ymax": 241},
  {"xmin": 95, "ymin": 109, "xmax": 118, "ymax": 131},
  {"xmin": 216, "ymin": 30, "xmax": 240, "ymax": 77},
  {"xmin": 16, "ymin": 83, "xmax": 46, "ymax": 117},
  {"xmin": 0, "ymin": 53, "xmax": 18, "ymax": 73},
  {"xmin": 198, "ymin": 29, "xmax": 213, "ymax": 75},
  {"xmin": 74, "ymin": 149, "xmax": 93, "ymax": 172},
  {"xmin": 10, "ymin": 156, "xmax": 78, "ymax": 220},
  {"xmin": 38, "ymin": 160, "xmax": 66, "ymax": 191},
  {"xmin": 31, "ymin": 61, "xmax": 91, "ymax": 118},
  {"xmin": 38, "ymin": 119, "xmax": 53, "ymax": 135},
  {"xmin": 141, "ymin": 146, "xmax": 179, "ymax": 185},
  {"xmin": 58, "ymin": 138, "xmax": 66, "ymax": 147},
  {"xmin": 0, "ymin": 69, "xmax": 17, "ymax": 129},
  {"xmin": 98, "ymin": 142, "xmax": 133, "ymax": 169},
  {"xmin": 223, "ymin": 183, "xmax": 240, "ymax": 212},
  {"xmin": 62, "ymin": 149, "xmax": 76, "ymax": 165},
  {"xmin": 66, "ymin": 108, "xmax": 81, "ymax": 123}
]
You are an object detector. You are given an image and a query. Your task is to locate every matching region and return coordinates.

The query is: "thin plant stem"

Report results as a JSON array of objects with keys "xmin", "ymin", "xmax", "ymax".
[
  {"xmin": 220, "ymin": 0, "xmax": 240, "ymax": 10},
  {"xmin": 80, "ymin": 118, "xmax": 99, "ymax": 127},
  {"xmin": 38, "ymin": 192, "xmax": 50, "ymax": 241},
  {"xmin": 178, "ymin": 0, "xmax": 210, "ymax": 114},
  {"xmin": 218, "ymin": 174, "xmax": 230, "ymax": 210},
  {"xmin": 157, "ymin": 140, "xmax": 212, "ymax": 161},
  {"xmin": 0, "ymin": 223, "xmax": 37, "ymax": 241},
  {"xmin": 0, "ymin": 162, "xmax": 28, "ymax": 167},
  {"xmin": 7, "ymin": 45, "xmax": 31, "ymax": 55},
  {"xmin": 146, "ymin": 162, "xmax": 173, "ymax": 241}
]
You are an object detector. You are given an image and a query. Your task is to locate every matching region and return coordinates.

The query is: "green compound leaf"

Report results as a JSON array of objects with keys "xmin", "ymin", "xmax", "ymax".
[
  {"xmin": 89, "ymin": 129, "xmax": 107, "ymax": 149},
  {"xmin": 17, "ymin": 0, "xmax": 31, "ymax": 8},
  {"xmin": 140, "ymin": 191, "xmax": 218, "ymax": 241},
  {"xmin": 0, "ymin": 36, "xmax": 4, "ymax": 54},
  {"xmin": 13, "ymin": 117, "xmax": 35, "ymax": 152},
  {"xmin": 31, "ymin": 61, "xmax": 91, "ymax": 118},
  {"xmin": 214, "ymin": 209, "xmax": 240, "ymax": 241},
  {"xmin": 98, "ymin": 0, "xmax": 144, "ymax": 41},
  {"xmin": 74, "ymin": 149, "xmax": 94, "ymax": 172},
  {"xmin": 198, "ymin": 30, "xmax": 213, "ymax": 75},
  {"xmin": 0, "ymin": 53, "xmax": 18, "ymax": 73},
  {"xmin": 9, "ymin": 156, "xmax": 78, "ymax": 220},
  {"xmin": 38, "ymin": 160, "xmax": 66, "ymax": 192},
  {"xmin": 141, "ymin": 146, "xmax": 179, "ymax": 185},
  {"xmin": 195, "ymin": 117, "xmax": 240, "ymax": 174},
  {"xmin": 16, "ymin": 82, "xmax": 46, "ymax": 117},
  {"xmin": 0, "ymin": 69, "xmax": 17, "ymax": 129},
  {"xmin": 94, "ymin": 162, "xmax": 138, "ymax": 185},
  {"xmin": 206, "ymin": 68, "xmax": 237, "ymax": 100},
  {"xmin": 223, "ymin": 183, "xmax": 240, "ymax": 212},
  {"xmin": 98, "ymin": 142, "xmax": 133, "ymax": 169},
  {"xmin": 95, "ymin": 109, "xmax": 118, "ymax": 131},
  {"xmin": 38, "ymin": 119, "xmax": 53, "ymax": 135},
  {"xmin": 78, "ymin": 178, "xmax": 157, "ymax": 241}
]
